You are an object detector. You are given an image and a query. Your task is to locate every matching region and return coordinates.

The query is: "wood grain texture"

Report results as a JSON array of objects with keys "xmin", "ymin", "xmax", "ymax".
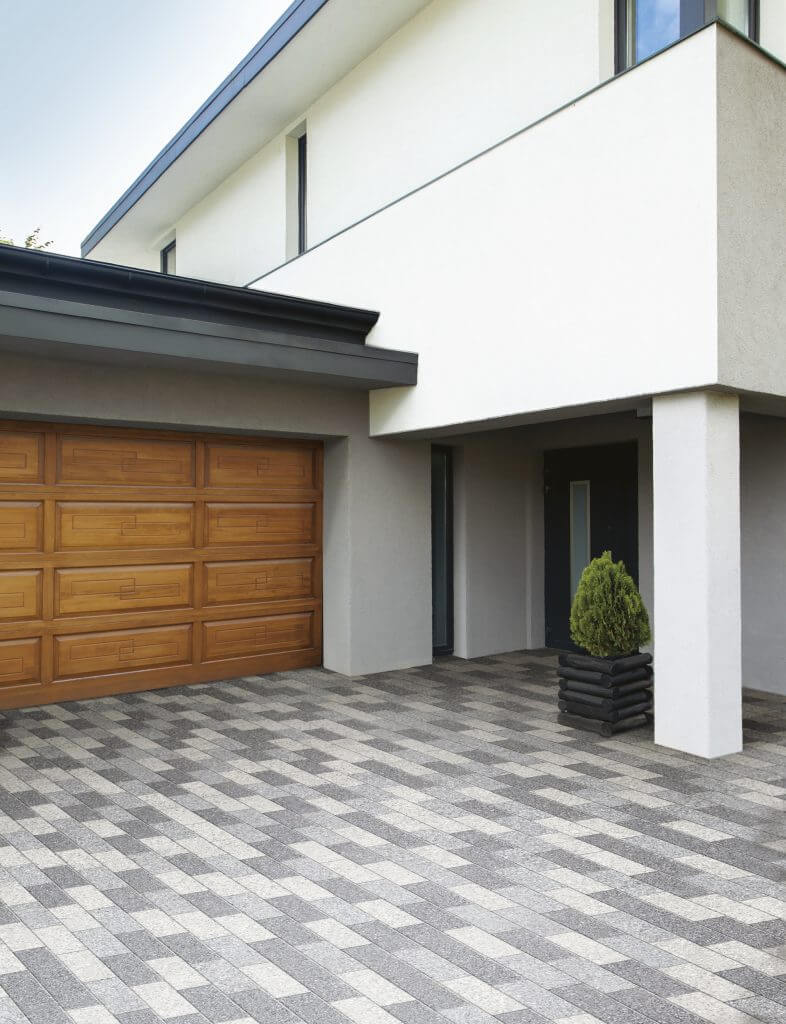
[
  {"xmin": 0, "ymin": 433, "xmax": 44, "ymax": 484},
  {"xmin": 205, "ymin": 559, "xmax": 313, "ymax": 606},
  {"xmin": 0, "ymin": 503, "xmax": 43, "ymax": 551},
  {"xmin": 0, "ymin": 570, "xmax": 41, "ymax": 621},
  {"xmin": 203, "ymin": 612, "xmax": 314, "ymax": 661},
  {"xmin": 55, "ymin": 564, "xmax": 192, "ymax": 616},
  {"xmin": 54, "ymin": 624, "xmax": 192, "ymax": 679},
  {"xmin": 58, "ymin": 435, "xmax": 195, "ymax": 486},
  {"xmin": 206, "ymin": 503, "xmax": 316, "ymax": 546},
  {"xmin": 0, "ymin": 637, "xmax": 41, "ymax": 689},
  {"xmin": 57, "ymin": 503, "xmax": 194, "ymax": 550},
  {"xmin": 0, "ymin": 419, "xmax": 322, "ymax": 708},
  {"xmin": 206, "ymin": 441, "xmax": 317, "ymax": 490}
]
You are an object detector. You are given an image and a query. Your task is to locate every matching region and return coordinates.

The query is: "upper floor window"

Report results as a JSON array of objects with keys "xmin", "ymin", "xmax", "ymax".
[
  {"xmin": 297, "ymin": 133, "xmax": 307, "ymax": 256},
  {"xmin": 615, "ymin": 0, "xmax": 759, "ymax": 72},
  {"xmin": 160, "ymin": 240, "xmax": 176, "ymax": 275}
]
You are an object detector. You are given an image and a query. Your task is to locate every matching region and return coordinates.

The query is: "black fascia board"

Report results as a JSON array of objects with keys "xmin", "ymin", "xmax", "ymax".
[
  {"xmin": 80, "ymin": 0, "xmax": 329, "ymax": 257},
  {"xmin": 0, "ymin": 245, "xmax": 378, "ymax": 346}
]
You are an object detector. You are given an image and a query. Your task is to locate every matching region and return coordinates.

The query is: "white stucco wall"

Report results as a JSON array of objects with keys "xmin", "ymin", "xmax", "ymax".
[
  {"xmin": 262, "ymin": 29, "xmax": 719, "ymax": 437},
  {"xmin": 717, "ymin": 30, "xmax": 786, "ymax": 399},
  {"xmin": 305, "ymin": 0, "xmax": 607, "ymax": 248},
  {"xmin": 652, "ymin": 391, "xmax": 742, "ymax": 758},
  {"xmin": 167, "ymin": 0, "xmax": 612, "ymax": 284},
  {"xmin": 175, "ymin": 139, "xmax": 287, "ymax": 286}
]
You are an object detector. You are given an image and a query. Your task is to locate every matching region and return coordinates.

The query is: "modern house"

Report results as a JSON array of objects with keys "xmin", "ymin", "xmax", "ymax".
[{"xmin": 1, "ymin": 0, "xmax": 785, "ymax": 760}]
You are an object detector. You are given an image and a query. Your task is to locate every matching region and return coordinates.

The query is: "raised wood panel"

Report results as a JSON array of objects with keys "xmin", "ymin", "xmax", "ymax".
[
  {"xmin": 0, "ymin": 637, "xmax": 41, "ymax": 688},
  {"xmin": 55, "ymin": 564, "xmax": 193, "ymax": 617},
  {"xmin": 206, "ymin": 503, "xmax": 315, "ymax": 546},
  {"xmin": 206, "ymin": 442, "xmax": 316, "ymax": 490},
  {"xmin": 59, "ymin": 435, "xmax": 195, "ymax": 486},
  {"xmin": 54, "ymin": 625, "xmax": 192, "ymax": 679},
  {"xmin": 203, "ymin": 612, "xmax": 314, "ymax": 661},
  {"xmin": 0, "ymin": 502, "xmax": 43, "ymax": 551},
  {"xmin": 0, "ymin": 419, "xmax": 322, "ymax": 709},
  {"xmin": 0, "ymin": 571, "xmax": 41, "ymax": 621},
  {"xmin": 205, "ymin": 559, "xmax": 314, "ymax": 606},
  {"xmin": 57, "ymin": 503, "xmax": 194, "ymax": 550},
  {"xmin": 0, "ymin": 433, "xmax": 43, "ymax": 484}
]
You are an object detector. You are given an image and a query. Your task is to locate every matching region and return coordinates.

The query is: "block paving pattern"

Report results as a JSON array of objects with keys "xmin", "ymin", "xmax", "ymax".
[{"xmin": 0, "ymin": 651, "xmax": 785, "ymax": 1024}]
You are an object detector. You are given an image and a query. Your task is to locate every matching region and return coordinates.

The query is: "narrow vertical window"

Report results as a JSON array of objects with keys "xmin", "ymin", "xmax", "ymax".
[
  {"xmin": 297, "ymin": 133, "xmax": 307, "ymax": 255},
  {"xmin": 431, "ymin": 446, "xmax": 453, "ymax": 655},
  {"xmin": 160, "ymin": 240, "xmax": 176, "ymax": 275},
  {"xmin": 569, "ymin": 481, "xmax": 591, "ymax": 600}
]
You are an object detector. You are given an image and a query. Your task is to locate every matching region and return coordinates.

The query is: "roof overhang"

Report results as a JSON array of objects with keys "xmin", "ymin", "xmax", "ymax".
[
  {"xmin": 82, "ymin": 0, "xmax": 430, "ymax": 263},
  {"xmin": 0, "ymin": 247, "xmax": 416, "ymax": 389}
]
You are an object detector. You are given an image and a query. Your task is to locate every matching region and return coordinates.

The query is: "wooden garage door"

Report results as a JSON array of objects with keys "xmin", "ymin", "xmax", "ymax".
[{"xmin": 0, "ymin": 421, "xmax": 322, "ymax": 709}]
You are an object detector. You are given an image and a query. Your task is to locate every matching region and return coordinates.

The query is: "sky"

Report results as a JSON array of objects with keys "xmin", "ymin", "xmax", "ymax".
[{"xmin": 0, "ymin": 0, "xmax": 291, "ymax": 256}]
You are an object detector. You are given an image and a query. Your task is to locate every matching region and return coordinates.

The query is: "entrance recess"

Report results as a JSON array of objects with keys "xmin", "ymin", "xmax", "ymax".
[{"xmin": 544, "ymin": 442, "xmax": 638, "ymax": 650}]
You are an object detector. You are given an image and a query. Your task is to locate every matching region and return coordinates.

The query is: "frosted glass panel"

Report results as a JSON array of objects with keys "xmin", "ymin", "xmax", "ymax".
[
  {"xmin": 570, "ymin": 481, "xmax": 591, "ymax": 600},
  {"xmin": 718, "ymin": 0, "xmax": 748, "ymax": 32}
]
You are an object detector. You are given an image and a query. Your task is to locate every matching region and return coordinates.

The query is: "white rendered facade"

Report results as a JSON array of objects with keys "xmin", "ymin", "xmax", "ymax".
[{"xmin": 73, "ymin": 0, "xmax": 786, "ymax": 758}]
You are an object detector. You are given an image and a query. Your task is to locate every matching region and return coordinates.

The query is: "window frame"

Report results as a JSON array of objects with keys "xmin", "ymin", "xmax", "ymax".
[
  {"xmin": 160, "ymin": 240, "xmax": 176, "ymax": 275},
  {"xmin": 615, "ymin": 0, "xmax": 760, "ymax": 73},
  {"xmin": 297, "ymin": 133, "xmax": 307, "ymax": 256}
]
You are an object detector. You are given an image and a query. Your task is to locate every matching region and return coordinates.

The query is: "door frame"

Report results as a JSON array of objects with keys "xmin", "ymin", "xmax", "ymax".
[
  {"xmin": 543, "ymin": 441, "xmax": 639, "ymax": 651},
  {"xmin": 431, "ymin": 445, "xmax": 454, "ymax": 656}
]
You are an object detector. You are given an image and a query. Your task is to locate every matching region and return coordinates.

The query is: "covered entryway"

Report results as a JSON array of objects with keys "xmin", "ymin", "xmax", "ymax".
[{"xmin": 0, "ymin": 420, "xmax": 322, "ymax": 708}]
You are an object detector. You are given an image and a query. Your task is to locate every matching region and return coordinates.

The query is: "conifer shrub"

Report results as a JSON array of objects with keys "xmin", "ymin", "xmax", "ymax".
[{"xmin": 570, "ymin": 551, "xmax": 651, "ymax": 658}]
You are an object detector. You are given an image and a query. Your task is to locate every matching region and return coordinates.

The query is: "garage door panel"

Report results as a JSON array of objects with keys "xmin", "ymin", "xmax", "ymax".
[
  {"xmin": 57, "ymin": 503, "xmax": 194, "ymax": 550},
  {"xmin": 203, "ymin": 612, "xmax": 315, "ymax": 661},
  {"xmin": 0, "ymin": 433, "xmax": 44, "ymax": 484},
  {"xmin": 0, "ymin": 421, "xmax": 322, "ymax": 708},
  {"xmin": 0, "ymin": 571, "xmax": 42, "ymax": 621},
  {"xmin": 58, "ymin": 435, "xmax": 195, "ymax": 486},
  {"xmin": 206, "ymin": 503, "xmax": 316, "ymax": 546},
  {"xmin": 55, "ymin": 565, "xmax": 193, "ymax": 617},
  {"xmin": 54, "ymin": 624, "xmax": 192, "ymax": 679},
  {"xmin": 0, "ymin": 637, "xmax": 41, "ymax": 688},
  {"xmin": 206, "ymin": 442, "xmax": 317, "ymax": 491},
  {"xmin": 0, "ymin": 503, "xmax": 43, "ymax": 551},
  {"xmin": 204, "ymin": 559, "xmax": 314, "ymax": 606}
]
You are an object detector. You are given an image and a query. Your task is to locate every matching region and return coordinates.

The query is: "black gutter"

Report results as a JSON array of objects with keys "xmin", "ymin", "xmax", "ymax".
[
  {"xmin": 0, "ymin": 245, "xmax": 378, "ymax": 346},
  {"xmin": 80, "ymin": 0, "xmax": 329, "ymax": 258}
]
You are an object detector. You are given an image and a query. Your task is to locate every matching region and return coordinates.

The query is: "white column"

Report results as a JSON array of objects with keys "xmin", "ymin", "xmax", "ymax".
[
  {"xmin": 323, "ymin": 433, "xmax": 432, "ymax": 676},
  {"xmin": 652, "ymin": 391, "xmax": 742, "ymax": 757}
]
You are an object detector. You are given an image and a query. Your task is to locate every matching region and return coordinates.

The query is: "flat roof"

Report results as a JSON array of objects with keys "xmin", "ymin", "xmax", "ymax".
[{"xmin": 0, "ymin": 246, "xmax": 417, "ymax": 390}]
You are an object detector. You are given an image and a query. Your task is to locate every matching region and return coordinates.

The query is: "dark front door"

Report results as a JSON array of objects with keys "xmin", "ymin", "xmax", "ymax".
[{"xmin": 544, "ymin": 442, "xmax": 638, "ymax": 650}]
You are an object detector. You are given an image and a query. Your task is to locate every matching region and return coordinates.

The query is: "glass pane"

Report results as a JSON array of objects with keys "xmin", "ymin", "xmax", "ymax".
[
  {"xmin": 570, "ymin": 481, "xmax": 590, "ymax": 601},
  {"xmin": 431, "ymin": 449, "xmax": 451, "ymax": 651},
  {"xmin": 634, "ymin": 0, "xmax": 681, "ymax": 62},
  {"xmin": 717, "ymin": 0, "xmax": 748, "ymax": 32}
]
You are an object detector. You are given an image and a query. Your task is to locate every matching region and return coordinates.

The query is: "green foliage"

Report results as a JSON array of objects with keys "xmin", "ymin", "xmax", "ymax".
[
  {"xmin": 0, "ymin": 227, "xmax": 53, "ymax": 250},
  {"xmin": 570, "ymin": 550, "xmax": 651, "ymax": 657}
]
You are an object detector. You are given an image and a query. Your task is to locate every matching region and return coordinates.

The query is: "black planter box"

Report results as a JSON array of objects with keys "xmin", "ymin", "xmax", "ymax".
[
  {"xmin": 559, "ymin": 650, "xmax": 652, "ymax": 673},
  {"xmin": 559, "ymin": 685, "xmax": 652, "ymax": 711},
  {"xmin": 556, "ymin": 651, "xmax": 653, "ymax": 736},
  {"xmin": 558, "ymin": 676, "xmax": 650, "ymax": 699}
]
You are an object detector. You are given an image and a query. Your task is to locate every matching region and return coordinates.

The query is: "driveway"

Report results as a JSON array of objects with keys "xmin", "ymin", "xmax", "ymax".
[{"xmin": 0, "ymin": 651, "xmax": 784, "ymax": 1024}]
